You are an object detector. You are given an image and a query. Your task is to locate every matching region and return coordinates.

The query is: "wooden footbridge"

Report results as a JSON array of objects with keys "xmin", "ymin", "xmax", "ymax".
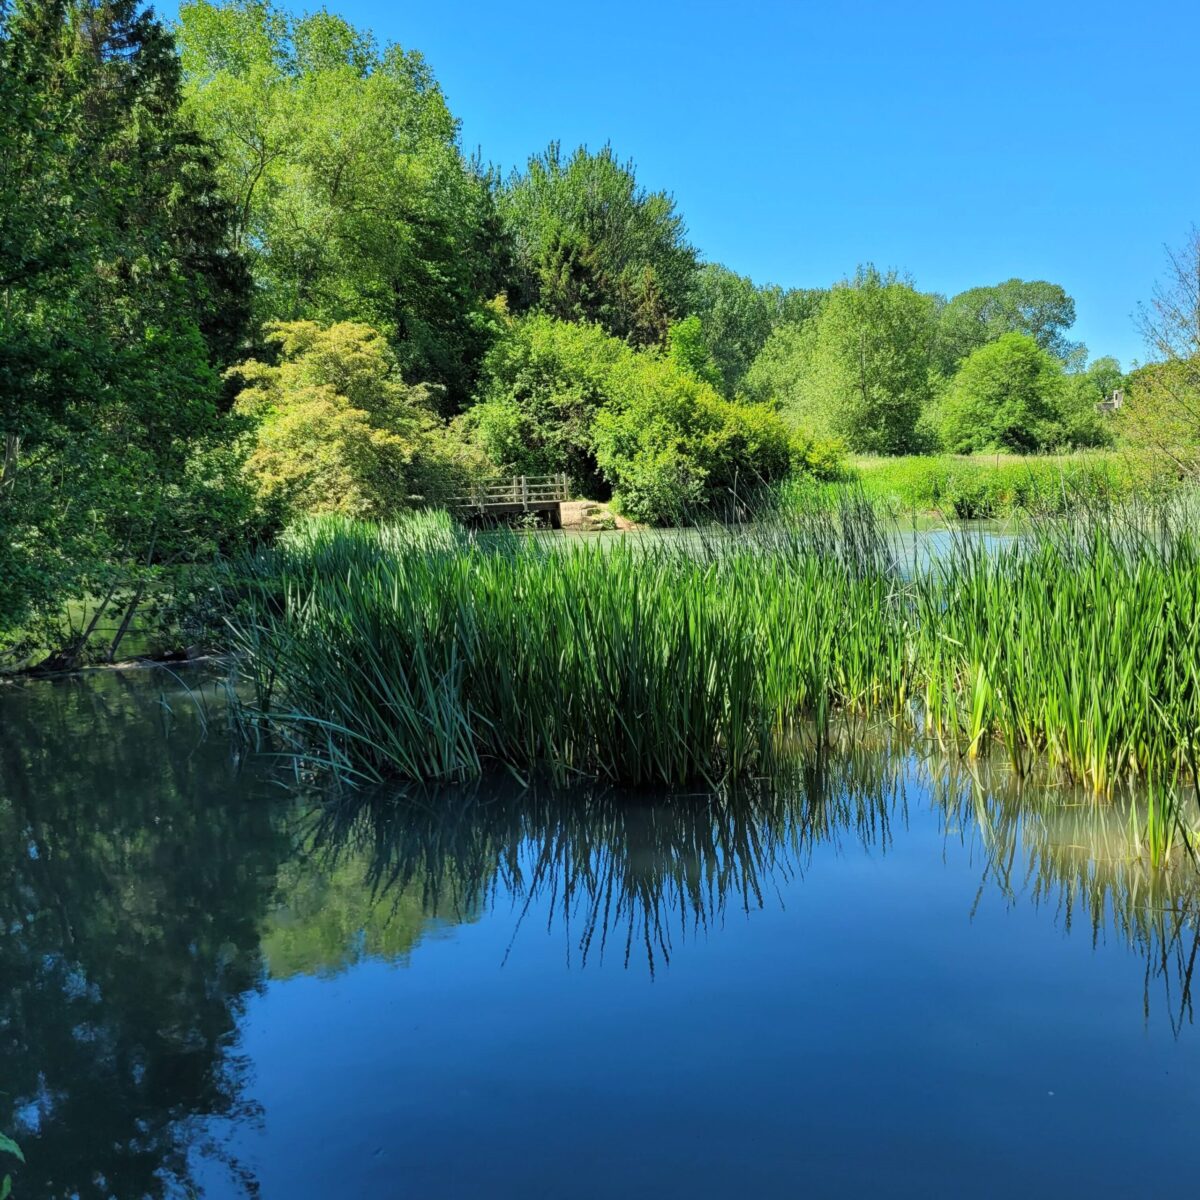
[{"xmin": 448, "ymin": 473, "xmax": 570, "ymax": 527}]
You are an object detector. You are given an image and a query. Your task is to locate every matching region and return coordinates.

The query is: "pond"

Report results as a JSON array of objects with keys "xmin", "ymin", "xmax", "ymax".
[{"xmin": 2, "ymin": 668, "xmax": 1198, "ymax": 1198}]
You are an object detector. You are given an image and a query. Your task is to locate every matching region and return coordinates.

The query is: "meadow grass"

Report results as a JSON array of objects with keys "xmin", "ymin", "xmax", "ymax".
[
  {"xmin": 841, "ymin": 451, "xmax": 1177, "ymax": 519},
  {"xmin": 226, "ymin": 500, "xmax": 1200, "ymax": 851}
]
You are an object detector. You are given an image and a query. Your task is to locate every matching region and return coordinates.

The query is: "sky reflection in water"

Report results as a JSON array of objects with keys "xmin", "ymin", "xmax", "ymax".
[{"xmin": 1, "ymin": 668, "xmax": 1197, "ymax": 1199}]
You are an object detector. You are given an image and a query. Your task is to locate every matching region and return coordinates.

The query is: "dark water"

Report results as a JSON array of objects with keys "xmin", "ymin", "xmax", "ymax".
[{"xmin": 2, "ymin": 670, "xmax": 1198, "ymax": 1199}]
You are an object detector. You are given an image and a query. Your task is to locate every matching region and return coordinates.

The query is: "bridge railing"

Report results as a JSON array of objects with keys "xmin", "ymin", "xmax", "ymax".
[{"xmin": 447, "ymin": 473, "xmax": 570, "ymax": 510}]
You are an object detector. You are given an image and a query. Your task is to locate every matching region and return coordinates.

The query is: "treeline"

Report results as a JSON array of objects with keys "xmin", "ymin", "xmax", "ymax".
[{"xmin": 0, "ymin": 0, "xmax": 1184, "ymax": 654}]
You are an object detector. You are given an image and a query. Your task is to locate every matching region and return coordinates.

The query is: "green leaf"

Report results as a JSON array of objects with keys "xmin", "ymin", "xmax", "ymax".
[{"xmin": 0, "ymin": 1134, "xmax": 23, "ymax": 1163}]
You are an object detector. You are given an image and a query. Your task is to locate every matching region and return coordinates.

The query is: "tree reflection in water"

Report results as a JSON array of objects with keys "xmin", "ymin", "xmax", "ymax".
[
  {"xmin": 2, "ymin": 670, "xmax": 1199, "ymax": 1198},
  {"xmin": 0, "ymin": 671, "xmax": 290, "ymax": 1198}
]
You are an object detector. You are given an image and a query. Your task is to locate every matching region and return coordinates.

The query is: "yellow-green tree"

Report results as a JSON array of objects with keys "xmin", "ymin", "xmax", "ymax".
[{"xmin": 233, "ymin": 321, "xmax": 470, "ymax": 521}]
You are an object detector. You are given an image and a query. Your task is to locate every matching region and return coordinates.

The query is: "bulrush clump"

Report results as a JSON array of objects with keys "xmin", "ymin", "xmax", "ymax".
[{"xmin": 226, "ymin": 500, "xmax": 1200, "ymax": 841}]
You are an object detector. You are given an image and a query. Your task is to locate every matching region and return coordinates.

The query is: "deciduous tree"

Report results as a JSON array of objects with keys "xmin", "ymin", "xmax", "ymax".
[
  {"xmin": 0, "ymin": 0, "xmax": 251, "ymax": 654},
  {"xmin": 1122, "ymin": 228, "xmax": 1200, "ymax": 472},
  {"xmin": 501, "ymin": 142, "xmax": 697, "ymax": 347},
  {"xmin": 232, "ymin": 321, "xmax": 471, "ymax": 521},
  {"xmin": 936, "ymin": 279, "xmax": 1079, "ymax": 371},
  {"xmin": 939, "ymin": 333, "xmax": 1068, "ymax": 452},
  {"xmin": 745, "ymin": 267, "xmax": 936, "ymax": 454},
  {"xmin": 178, "ymin": 0, "xmax": 508, "ymax": 409}
]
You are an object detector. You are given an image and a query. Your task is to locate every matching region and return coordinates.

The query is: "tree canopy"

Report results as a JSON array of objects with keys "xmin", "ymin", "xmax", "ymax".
[
  {"xmin": 178, "ymin": 0, "xmax": 507, "ymax": 409},
  {"xmin": 936, "ymin": 279, "xmax": 1080, "ymax": 371},
  {"xmin": 0, "ymin": 0, "xmax": 251, "ymax": 654},
  {"xmin": 501, "ymin": 142, "xmax": 697, "ymax": 348},
  {"xmin": 232, "ymin": 321, "xmax": 458, "ymax": 521},
  {"xmin": 466, "ymin": 312, "xmax": 799, "ymax": 521},
  {"xmin": 745, "ymin": 267, "xmax": 937, "ymax": 454},
  {"xmin": 939, "ymin": 333, "xmax": 1069, "ymax": 452}
]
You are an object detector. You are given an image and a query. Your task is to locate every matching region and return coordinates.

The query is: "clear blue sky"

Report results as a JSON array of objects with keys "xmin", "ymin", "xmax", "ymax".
[{"xmin": 202, "ymin": 0, "xmax": 1200, "ymax": 367}]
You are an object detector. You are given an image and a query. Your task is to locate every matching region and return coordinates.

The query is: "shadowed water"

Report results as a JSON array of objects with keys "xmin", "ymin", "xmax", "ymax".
[{"xmin": 1, "ymin": 668, "xmax": 1198, "ymax": 1198}]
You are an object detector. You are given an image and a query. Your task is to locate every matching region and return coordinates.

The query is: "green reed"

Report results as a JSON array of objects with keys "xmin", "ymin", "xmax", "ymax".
[{"xmin": 226, "ymin": 500, "xmax": 1200, "ymax": 836}]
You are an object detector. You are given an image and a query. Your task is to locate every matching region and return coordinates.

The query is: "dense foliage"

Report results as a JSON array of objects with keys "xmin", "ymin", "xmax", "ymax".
[
  {"xmin": 178, "ymin": 0, "xmax": 508, "ymax": 410},
  {"xmin": 1, "ymin": 0, "xmax": 252, "ymax": 664},
  {"xmin": 500, "ymin": 142, "xmax": 697, "ymax": 347},
  {"xmin": 1, "ymin": 0, "xmax": 1192, "ymax": 661},
  {"xmin": 232, "ymin": 321, "xmax": 480, "ymax": 523},
  {"xmin": 934, "ymin": 279, "xmax": 1080, "ymax": 371},
  {"xmin": 745, "ymin": 267, "xmax": 937, "ymax": 454},
  {"xmin": 467, "ymin": 312, "xmax": 799, "ymax": 522},
  {"xmin": 940, "ymin": 334, "xmax": 1069, "ymax": 452}
]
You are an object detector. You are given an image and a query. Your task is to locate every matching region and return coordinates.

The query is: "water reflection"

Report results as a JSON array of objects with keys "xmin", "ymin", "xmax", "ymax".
[
  {"xmin": 930, "ymin": 759, "xmax": 1200, "ymax": 1033},
  {"xmin": 0, "ymin": 672, "xmax": 289, "ymax": 1198},
  {"xmin": 2, "ymin": 671, "xmax": 1199, "ymax": 1197},
  {"xmin": 308, "ymin": 753, "xmax": 1200, "ymax": 1019},
  {"xmin": 305, "ymin": 752, "xmax": 906, "ymax": 975}
]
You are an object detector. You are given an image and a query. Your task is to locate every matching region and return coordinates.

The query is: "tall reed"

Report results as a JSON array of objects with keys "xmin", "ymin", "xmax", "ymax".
[{"xmin": 226, "ymin": 501, "xmax": 1200, "ymax": 823}]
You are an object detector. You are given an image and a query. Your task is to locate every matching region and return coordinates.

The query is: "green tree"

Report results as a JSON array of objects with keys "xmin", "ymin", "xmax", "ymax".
[
  {"xmin": 0, "ymin": 0, "xmax": 251, "ymax": 657},
  {"xmin": 1060, "ymin": 356, "xmax": 1120, "ymax": 448},
  {"xmin": 936, "ymin": 279, "xmax": 1079, "ymax": 370},
  {"xmin": 690, "ymin": 264, "xmax": 776, "ymax": 394},
  {"xmin": 776, "ymin": 286, "xmax": 829, "ymax": 329},
  {"xmin": 688, "ymin": 266, "xmax": 828, "ymax": 396},
  {"xmin": 501, "ymin": 142, "xmax": 697, "ymax": 347},
  {"xmin": 232, "ymin": 321, "xmax": 475, "ymax": 521},
  {"xmin": 940, "ymin": 333, "xmax": 1068, "ymax": 452},
  {"xmin": 744, "ymin": 267, "xmax": 936, "ymax": 454},
  {"xmin": 178, "ymin": 0, "xmax": 508, "ymax": 409},
  {"xmin": 467, "ymin": 312, "xmax": 798, "ymax": 519},
  {"xmin": 666, "ymin": 315, "xmax": 723, "ymax": 389}
]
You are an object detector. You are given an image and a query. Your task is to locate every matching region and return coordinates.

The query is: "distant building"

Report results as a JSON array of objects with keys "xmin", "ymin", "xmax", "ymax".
[{"xmin": 1096, "ymin": 389, "xmax": 1124, "ymax": 414}]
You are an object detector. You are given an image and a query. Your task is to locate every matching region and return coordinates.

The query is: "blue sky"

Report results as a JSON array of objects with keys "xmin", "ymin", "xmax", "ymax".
[{"xmin": 198, "ymin": 0, "xmax": 1200, "ymax": 367}]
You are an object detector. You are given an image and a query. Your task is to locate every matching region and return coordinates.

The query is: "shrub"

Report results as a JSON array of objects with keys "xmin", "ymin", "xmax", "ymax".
[
  {"xmin": 464, "ymin": 313, "xmax": 625, "ymax": 494},
  {"xmin": 593, "ymin": 353, "xmax": 796, "ymax": 523},
  {"xmin": 231, "ymin": 321, "xmax": 470, "ymax": 522},
  {"xmin": 468, "ymin": 313, "xmax": 810, "ymax": 521}
]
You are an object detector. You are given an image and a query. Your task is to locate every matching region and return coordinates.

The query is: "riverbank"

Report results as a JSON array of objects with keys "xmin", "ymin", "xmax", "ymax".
[{"xmin": 841, "ymin": 450, "xmax": 1179, "ymax": 519}]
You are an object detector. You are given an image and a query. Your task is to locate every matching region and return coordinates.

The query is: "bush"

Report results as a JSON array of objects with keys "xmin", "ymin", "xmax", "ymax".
[
  {"xmin": 467, "ymin": 312, "xmax": 812, "ymax": 522},
  {"xmin": 231, "ymin": 321, "xmax": 476, "ymax": 523},
  {"xmin": 593, "ymin": 352, "xmax": 796, "ymax": 523},
  {"xmin": 464, "ymin": 312, "xmax": 627, "ymax": 495}
]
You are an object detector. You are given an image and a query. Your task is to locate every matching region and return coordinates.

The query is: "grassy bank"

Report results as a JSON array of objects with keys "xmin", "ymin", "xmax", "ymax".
[
  {"xmin": 844, "ymin": 452, "xmax": 1178, "ymax": 519},
  {"xmin": 228, "ymin": 506, "xmax": 1200, "ymax": 849}
]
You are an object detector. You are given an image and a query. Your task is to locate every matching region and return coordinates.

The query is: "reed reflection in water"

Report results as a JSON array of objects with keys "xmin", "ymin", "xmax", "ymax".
[{"xmin": 303, "ymin": 747, "xmax": 1200, "ymax": 1022}]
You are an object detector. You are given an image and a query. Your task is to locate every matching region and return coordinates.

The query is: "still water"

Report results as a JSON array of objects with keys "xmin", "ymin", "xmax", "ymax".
[{"xmin": 2, "ymin": 668, "xmax": 1198, "ymax": 1198}]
